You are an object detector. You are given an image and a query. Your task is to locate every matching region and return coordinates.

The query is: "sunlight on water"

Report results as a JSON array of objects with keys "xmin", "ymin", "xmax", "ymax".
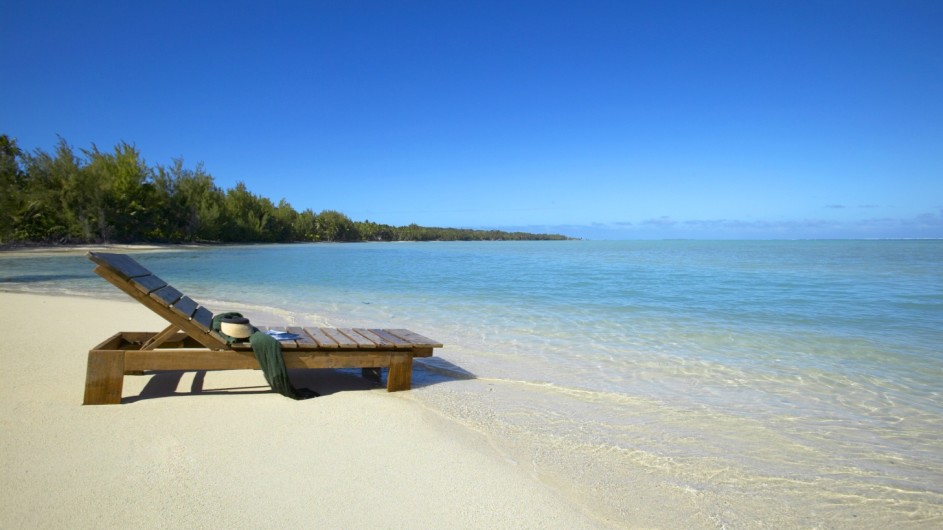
[{"xmin": 3, "ymin": 240, "xmax": 942, "ymax": 525}]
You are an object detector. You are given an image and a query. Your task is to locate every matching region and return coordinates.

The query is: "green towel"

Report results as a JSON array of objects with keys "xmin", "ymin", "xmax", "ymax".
[{"xmin": 212, "ymin": 312, "xmax": 317, "ymax": 400}]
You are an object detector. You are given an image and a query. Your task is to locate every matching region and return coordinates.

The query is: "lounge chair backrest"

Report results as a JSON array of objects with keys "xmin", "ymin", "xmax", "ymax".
[{"xmin": 87, "ymin": 252, "xmax": 227, "ymax": 349}]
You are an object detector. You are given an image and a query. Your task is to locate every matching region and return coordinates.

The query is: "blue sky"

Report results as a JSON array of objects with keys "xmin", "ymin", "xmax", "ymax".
[{"xmin": 2, "ymin": 1, "xmax": 941, "ymax": 239}]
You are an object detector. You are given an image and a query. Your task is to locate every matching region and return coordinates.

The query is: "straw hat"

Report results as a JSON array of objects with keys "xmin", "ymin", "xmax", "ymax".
[{"xmin": 220, "ymin": 316, "xmax": 253, "ymax": 339}]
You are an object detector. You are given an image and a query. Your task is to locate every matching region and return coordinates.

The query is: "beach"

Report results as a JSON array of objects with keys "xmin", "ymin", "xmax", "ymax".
[
  {"xmin": 2, "ymin": 241, "xmax": 942, "ymax": 529},
  {"xmin": 0, "ymin": 291, "xmax": 604, "ymax": 529}
]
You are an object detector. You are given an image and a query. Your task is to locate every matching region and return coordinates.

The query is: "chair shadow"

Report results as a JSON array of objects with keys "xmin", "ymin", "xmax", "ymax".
[{"xmin": 122, "ymin": 357, "xmax": 476, "ymax": 404}]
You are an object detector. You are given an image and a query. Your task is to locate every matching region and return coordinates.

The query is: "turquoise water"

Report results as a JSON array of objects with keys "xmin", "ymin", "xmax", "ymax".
[{"xmin": 3, "ymin": 240, "xmax": 942, "ymax": 525}]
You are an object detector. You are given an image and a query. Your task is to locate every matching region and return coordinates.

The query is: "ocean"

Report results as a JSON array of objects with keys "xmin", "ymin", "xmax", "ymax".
[{"xmin": 2, "ymin": 240, "xmax": 941, "ymax": 527}]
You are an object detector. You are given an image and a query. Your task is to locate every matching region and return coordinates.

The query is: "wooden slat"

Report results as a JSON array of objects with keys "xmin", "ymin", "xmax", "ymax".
[
  {"xmin": 171, "ymin": 296, "xmax": 198, "ymax": 319},
  {"xmin": 192, "ymin": 307, "xmax": 214, "ymax": 331},
  {"xmin": 150, "ymin": 285, "xmax": 183, "ymax": 306},
  {"xmin": 90, "ymin": 332, "xmax": 127, "ymax": 351},
  {"xmin": 323, "ymin": 328, "xmax": 359, "ymax": 348},
  {"xmin": 353, "ymin": 328, "xmax": 394, "ymax": 348},
  {"xmin": 304, "ymin": 328, "xmax": 349, "ymax": 348},
  {"xmin": 284, "ymin": 351, "xmax": 393, "ymax": 369},
  {"xmin": 287, "ymin": 326, "xmax": 319, "ymax": 346},
  {"xmin": 131, "ymin": 274, "xmax": 167, "ymax": 294},
  {"xmin": 124, "ymin": 349, "xmax": 260, "ymax": 371},
  {"xmin": 302, "ymin": 327, "xmax": 340, "ymax": 348},
  {"xmin": 370, "ymin": 329, "xmax": 412, "ymax": 348},
  {"xmin": 91, "ymin": 265, "xmax": 226, "ymax": 350},
  {"xmin": 88, "ymin": 252, "xmax": 152, "ymax": 279},
  {"xmin": 336, "ymin": 328, "xmax": 376, "ymax": 348},
  {"xmin": 387, "ymin": 329, "xmax": 444, "ymax": 348},
  {"xmin": 123, "ymin": 349, "xmax": 398, "ymax": 371},
  {"xmin": 140, "ymin": 324, "xmax": 181, "ymax": 350},
  {"xmin": 409, "ymin": 347, "xmax": 435, "ymax": 358}
]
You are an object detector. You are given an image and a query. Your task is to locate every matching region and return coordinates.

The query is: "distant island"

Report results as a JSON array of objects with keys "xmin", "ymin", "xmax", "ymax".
[{"xmin": 1, "ymin": 135, "xmax": 572, "ymax": 245}]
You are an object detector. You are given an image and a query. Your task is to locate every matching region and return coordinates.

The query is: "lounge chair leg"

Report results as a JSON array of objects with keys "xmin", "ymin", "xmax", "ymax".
[
  {"xmin": 386, "ymin": 355, "xmax": 413, "ymax": 392},
  {"xmin": 83, "ymin": 350, "xmax": 125, "ymax": 405}
]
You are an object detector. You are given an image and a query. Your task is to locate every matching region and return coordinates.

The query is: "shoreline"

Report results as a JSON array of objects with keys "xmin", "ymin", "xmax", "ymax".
[
  {"xmin": 0, "ymin": 291, "xmax": 608, "ymax": 528},
  {"xmin": 4, "ymin": 253, "xmax": 940, "ymax": 528},
  {"xmin": 0, "ymin": 293, "xmax": 882, "ymax": 529},
  {"xmin": 0, "ymin": 242, "xmax": 229, "ymax": 256},
  {"xmin": 2, "ymin": 238, "xmax": 936, "ymax": 256},
  {"xmin": 0, "ymin": 235, "xmax": 580, "ymax": 255}
]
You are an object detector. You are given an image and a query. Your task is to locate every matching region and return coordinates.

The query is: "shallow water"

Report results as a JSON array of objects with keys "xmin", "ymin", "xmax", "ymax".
[{"xmin": 3, "ymin": 240, "xmax": 942, "ymax": 526}]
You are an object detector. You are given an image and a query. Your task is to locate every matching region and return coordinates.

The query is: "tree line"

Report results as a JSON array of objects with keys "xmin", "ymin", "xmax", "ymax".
[{"xmin": 1, "ymin": 135, "xmax": 570, "ymax": 245}]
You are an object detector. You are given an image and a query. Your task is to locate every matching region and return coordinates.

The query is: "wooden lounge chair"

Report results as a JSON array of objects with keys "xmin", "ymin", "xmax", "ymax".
[{"xmin": 83, "ymin": 251, "xmax": 442, "ymax": 405}]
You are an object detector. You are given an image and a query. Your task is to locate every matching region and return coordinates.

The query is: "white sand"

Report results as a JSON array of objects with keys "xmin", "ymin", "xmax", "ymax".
[{"xmin": 0, "ymin": 292, "xmax": 603, "ymax": 529}]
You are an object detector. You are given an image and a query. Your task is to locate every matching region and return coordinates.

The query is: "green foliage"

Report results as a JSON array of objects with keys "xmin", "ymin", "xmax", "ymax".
[
  {"xmin": 0, "ymin": 136, "xmax": 26, "ymax": 239},
  {"xmin": 0, "ymin": 134, "xmax": 572, "ymax": 245},
  {"xmin": 84, "ymin": 142, "xmax": 157, "ymax": 242}
]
